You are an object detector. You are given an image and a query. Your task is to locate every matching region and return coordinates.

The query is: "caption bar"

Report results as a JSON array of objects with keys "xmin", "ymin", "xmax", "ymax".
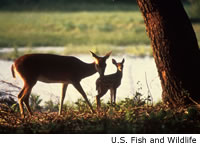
[{"xmin": 111, "ymin": 136, "xmax": 197, "ymax": 144}]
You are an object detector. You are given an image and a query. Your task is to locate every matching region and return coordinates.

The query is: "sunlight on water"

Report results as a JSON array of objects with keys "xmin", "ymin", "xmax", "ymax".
[{"xmin": 0, "ymin": 54, "xmax": 162, "ymax": 105}]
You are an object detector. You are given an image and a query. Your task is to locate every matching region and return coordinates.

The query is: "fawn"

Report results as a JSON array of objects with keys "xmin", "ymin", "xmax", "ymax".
[{"xmin": 95, "ymin": 58, "xmax": 125, "ymax": 110}]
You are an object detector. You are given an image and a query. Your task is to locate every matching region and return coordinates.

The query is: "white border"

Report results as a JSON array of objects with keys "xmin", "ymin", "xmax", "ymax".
[{"xmin": 1, "ymin": 134, "xmax": 199, "ymax": 145}]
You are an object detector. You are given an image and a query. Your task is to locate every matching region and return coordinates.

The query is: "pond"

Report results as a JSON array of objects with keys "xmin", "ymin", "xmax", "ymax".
[{"xmin": 0, "ymin": 53, "xmax": 162, "ymax": 105}]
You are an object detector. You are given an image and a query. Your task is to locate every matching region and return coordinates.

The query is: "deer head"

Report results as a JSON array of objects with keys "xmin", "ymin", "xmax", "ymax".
[
  {"xmin": 90, "ymin": 51, "xmax": 112, "ymax": 76},
  {"xmin": 112, "ymin": 58, "xmax": 125, "ymax": 72}
]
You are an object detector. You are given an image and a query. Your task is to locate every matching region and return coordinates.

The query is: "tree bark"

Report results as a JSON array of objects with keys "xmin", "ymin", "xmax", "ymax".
[{"xmin": 136, "ymin": 0, "xmax": 200, "ymax": 107}]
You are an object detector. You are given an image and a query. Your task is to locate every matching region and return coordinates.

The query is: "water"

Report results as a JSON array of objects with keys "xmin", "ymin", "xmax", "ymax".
[{"xmin": 0, "ymin": 54, "xmax": 162, "ymax": 105}]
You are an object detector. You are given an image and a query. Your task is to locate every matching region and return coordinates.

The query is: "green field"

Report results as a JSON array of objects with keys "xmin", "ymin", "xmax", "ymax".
[
  {"xmin": 0, "ymin": 7, "xmax": 149, "ymax": 47},
  {"xmin": 0, "ymin": 2, "xmax": 200, "ymax": 56}
]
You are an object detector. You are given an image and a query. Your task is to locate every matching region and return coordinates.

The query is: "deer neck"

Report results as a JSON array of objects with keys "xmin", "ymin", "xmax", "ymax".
[
  {"xmin": 116, "ymin": 70, "xmax": 123, "ymax": 78},
  {"xmin": 81, "ymin": 62, "xmax": 97, "ymax": 78}
]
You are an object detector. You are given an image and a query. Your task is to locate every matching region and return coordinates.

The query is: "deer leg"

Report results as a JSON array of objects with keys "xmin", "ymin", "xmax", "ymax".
[
  {"xmin": 17, "ymin": 87, "xmax": 25, "ymax": 118},
  {"xmin": 19, "ymin": 81, "xmax": 35, "ymax": 118},
  {"xmin": 73, "ymin": 82, "xmax": 95, "ymax": 113},
  {"xmin": 113, "ymin": 89, "xmax": 117, "ymax": 104},
  {"xmin": 96, "ymin": 89, "xmax": 107, "ymax": 111},
  {"xmin": 110, "ymin": 89, "xmax": 114, "ymax": 105},
  {"xmin": 59, "ymin": 83, "xmax": 68, "ymax": 115},
  {"xmin": 96, "ymin": 95, "xmax": 101, "ymax": 111},
  {"xmin": 23, "ymin": 90, "xmax": 33, "ymax": 116}
]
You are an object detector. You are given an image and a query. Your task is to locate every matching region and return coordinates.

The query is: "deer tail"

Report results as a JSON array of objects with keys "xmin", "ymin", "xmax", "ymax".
[{"xmin": 11, "ymin": 64, "xmax": 16, "ymax": 78}]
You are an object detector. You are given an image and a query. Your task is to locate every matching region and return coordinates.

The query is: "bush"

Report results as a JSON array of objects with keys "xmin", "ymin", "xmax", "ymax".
[
  {"xmin": 30, "ymin": 94, "xmax": 42, "ymax": 111},
  {"xmin": 188, "ymin": 1, "xmax": 200, "ymax": 19},
  {"xmin": 44, "ymin": 99, "xmax": 59, "ymax": 112}
]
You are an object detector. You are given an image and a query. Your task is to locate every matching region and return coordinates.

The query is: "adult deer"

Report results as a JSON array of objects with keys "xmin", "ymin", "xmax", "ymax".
[
  {"xmin": 11, "ymin": 51, "xmax": 111, "ymax": 118},
  {"xmin": 95, "ymin": 58, "xmax": 125, "ymax": 110}
]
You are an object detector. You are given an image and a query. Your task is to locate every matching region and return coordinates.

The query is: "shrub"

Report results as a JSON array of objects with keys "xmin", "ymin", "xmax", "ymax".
[{"xmin": 188, "ymin": 1, "xmax": 200, "ymax": 19}]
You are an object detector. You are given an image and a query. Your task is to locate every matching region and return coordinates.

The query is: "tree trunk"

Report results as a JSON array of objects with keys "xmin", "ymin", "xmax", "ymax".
[{"xmin": 136, "ymin": 0, "xmax": 200, "ymax": 107}]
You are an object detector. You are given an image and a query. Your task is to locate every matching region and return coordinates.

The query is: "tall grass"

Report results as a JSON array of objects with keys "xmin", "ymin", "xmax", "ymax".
[
  {"xmin": 0, "ymin": 9, "xmax": 150, "ymax": 47},
  {"xmin": 0, "ymin": 2, "xmax": 200, "ymax": 52}
]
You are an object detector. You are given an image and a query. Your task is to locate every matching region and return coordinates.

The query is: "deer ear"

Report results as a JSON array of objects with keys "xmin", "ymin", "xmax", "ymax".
[
  {"xmin": 90, "ymin": 51, "xmax": 99, "ymax": 58},
  {"xmin": 90, "ymin": 51, "xmax": 100, "ymax": 64},
  {"xmin": 112, "ymin": 59, "xmax": 117, "ymax": 65},
  {"xmin": 121, "ymin": 58, "xmax": 125, "ymax": 64},
  {"xmin": 104, "ymin": 51, "xmax": 112, "ymax": 60}
]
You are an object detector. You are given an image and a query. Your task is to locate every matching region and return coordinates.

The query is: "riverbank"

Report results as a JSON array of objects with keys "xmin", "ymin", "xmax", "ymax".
[{"xmin": 0, "ymin": 45, "xmax": 153, "ymax": 60}]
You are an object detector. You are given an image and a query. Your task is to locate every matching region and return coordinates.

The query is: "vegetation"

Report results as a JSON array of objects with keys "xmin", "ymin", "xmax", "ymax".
[
  {"xmin": 0, "ymin": 87, "xmax": 200, "ymax": 134},
  {"xmin": 0, "ymin": 0, "xmax": 136, "ymax": 11},
  {"xmin": 0, "ymin": 1, "xmax": 200, "ymax": 57},
  {"xmin": 1, "ymin": 0, "xmax": 200, "ymax": 134},
  {"xmin": 0, "ymin": 44, "xmax": 153, "ymax": 60},
  {"xmin": 0, "ymin": 10, "xmax": 149, "ymax": 47},
  {"xmin": 0, "ymin": 1, "xmax": 199, "ymax": 58},
  {"xmin": 0, "ymin": 95, "xmax": 200, "ymax": 133},
  {"xmin": 187, "ymin": 0, "xmax": 200, "ymax": 20}
]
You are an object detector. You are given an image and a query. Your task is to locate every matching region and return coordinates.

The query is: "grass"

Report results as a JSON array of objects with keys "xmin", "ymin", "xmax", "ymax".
[
  {"xmin": 0, "ymin": 11, "xmax": 148, "ymax": 47},
  {"xmin": 0, "ymin": 3, "xmax": 200, "ymax": 56},
  {"xmin": 0, "ymin": 1, "xmax": 138, "ymax": 12},
  {"xmin": 0, "ymin": 4, "xmax": 149, "ymax": 48},
  {"xmin": 0, "ymin": 44, "xmax": 153, "ymax": 60},
  {"xmin": 0, "ymin": 97, "xmax": 200, "ymax": 134}
]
